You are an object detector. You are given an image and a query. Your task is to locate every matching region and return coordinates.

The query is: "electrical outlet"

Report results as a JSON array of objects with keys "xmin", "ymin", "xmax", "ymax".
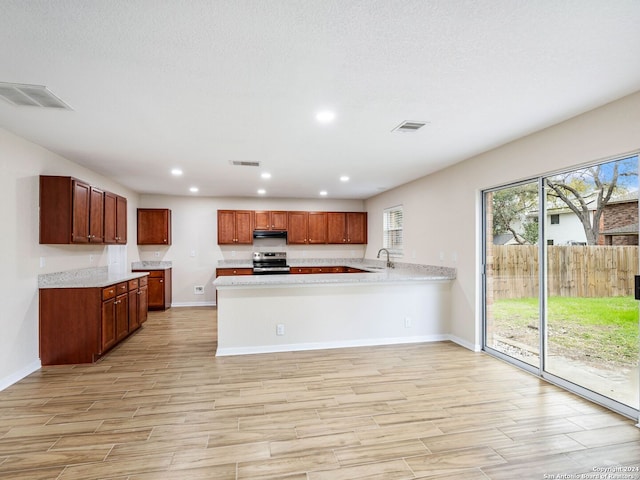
[
  {"xmin": 190, "ymin": 249, "xmax": 196, "ymax": 257},
  {"xmin": 194, "ymin": 285, "xmax": 204, "ymax": 295},
  {"xmin": 89, "ymin": 254, "xmax": 94, "ymax": 263},
  {"xmin": 154, "ymin": 251, "xmax": 160, "ymax": 257},
  {"xmin": 39, "ymin": 257, "xmax": 46, "ymax": 268},
  {"xmin": 276, "ymin": 324, "xmax": 285, "ymax": 336},
  {"xmin": 404, "ymin": 317, "xmax": 412, "ymax": 328}
]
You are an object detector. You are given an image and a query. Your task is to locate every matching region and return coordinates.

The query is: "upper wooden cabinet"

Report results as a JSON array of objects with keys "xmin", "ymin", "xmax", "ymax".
[
  {"xmin": 137, "ymin": 208, "xmax": 171, "ymax": 245},
  {"xmin": 216, "ymin": 209, "xmax": 366, "ymax": 245},
  {"xmin": 254, "ymin": 211, "xmax": 288, "ymax": 231},
  {"xmin": 287, "ymin": 211, "xmax": 328, "ymax": 244},
  {"xmin": 40, "ymin": 176, "xmax": 114, "ymax": 244},
  {"xmin": 104, "ymin": 191, "xmax": 127, "ymax": 244},
  {"xmin": 327, "ymin": 212, "xmax": 367, "ymax": 244},
  {"xmin": 218, "ymin": 210, "xmax": 253, "ymax": 244}
]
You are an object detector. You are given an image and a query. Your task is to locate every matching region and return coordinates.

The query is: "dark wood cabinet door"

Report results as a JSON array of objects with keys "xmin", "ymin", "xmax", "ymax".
[
  {"xmin": 128, "ymin": 289, "xmax": 139, "ymax": 331},
  {"xmin": 254, "ymin": 211, "xmax": 270, "ymax": 230},
  {"xmin": 115, "ymin": 293, "xmax": 129, "ymax": 341},
  {"xmin": 137, "ymin": 209, "xmax": 171, "ymax": 245},
  {"xmin": 271, "ymin": 211, "xmax": 288, "ymax": 230},
  {"xmin": 327, "ymin": 212, "xmax": 346, "ymax": 244},
  {"xmin": 147, "ymin": 276, "xmax": 163, "ymax": 309},
  {"xmin": 287, "ymin": 212, "xmax": 308, "ymax": 244},
  {"xmin": 235, "ymin": 211, "xmax": 254, "ymax": 244},
  {"xmin": 89, "ymin": 187, "xmax": 104, "ymax": 243},
  {"xmin": 347, "ymin": 212, "xmax": 367, "ymax": 244},
  {"xmin": 116, "ymin": 195, "xmax": 127, "ymax": 243},
  {"xmin": 101, "ymin": 298, "xmax": 116, "ymax": 353},
  {"xmin": 217, "ymin": 210, "xmax": 237, "ymax": 244},
  {"xmin": 138, "ymin": 284, "xmax": 148, "ymax": 324},
  {"xmin": 308, "ymin": 212, "xmax": 328, "ymax": 244},
  {"xmin": 104, "ymin": 192, "xmax": 117, "ymax": 243},
  {"xmin": 72, "ymin": 180, "xmax": 90, "ymax": 243}
]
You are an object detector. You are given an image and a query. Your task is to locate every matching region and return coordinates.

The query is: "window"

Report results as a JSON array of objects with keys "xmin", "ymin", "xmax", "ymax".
[
  {"xmin": 550, "ymin": 214, "xmax": 560, "ymax": 224},
  {"xmin": 383, "ymin": 205, "xmax": 403, "ymax": 256}
]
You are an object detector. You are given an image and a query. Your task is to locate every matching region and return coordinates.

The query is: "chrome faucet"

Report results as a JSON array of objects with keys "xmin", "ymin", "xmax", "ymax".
[{"xmin": 377, "ymin": 248, "xmax": 394, "ymax": 268}]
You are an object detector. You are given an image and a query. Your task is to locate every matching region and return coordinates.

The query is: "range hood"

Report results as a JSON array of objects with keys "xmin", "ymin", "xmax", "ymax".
[{"xmin": 253, "ymin": 230, "xmax": 287, "ymax": 239}]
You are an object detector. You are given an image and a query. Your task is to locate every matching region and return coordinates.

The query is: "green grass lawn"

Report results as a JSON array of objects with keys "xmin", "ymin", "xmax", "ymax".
[{"xmin": 492, "ymin": 296, "xmax": 639, "ymax": 364}]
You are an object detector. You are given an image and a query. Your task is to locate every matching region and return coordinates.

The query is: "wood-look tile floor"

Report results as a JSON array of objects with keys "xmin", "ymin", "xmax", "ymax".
[{"xmin": 1, "ymin": 307, "xmax": 639, "ymax": 479}]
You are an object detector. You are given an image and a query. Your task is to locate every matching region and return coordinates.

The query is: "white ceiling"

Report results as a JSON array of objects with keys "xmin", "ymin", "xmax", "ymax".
[{"xmin": 1, "ymin": 1, "xmax": 640, "ymax": 199}]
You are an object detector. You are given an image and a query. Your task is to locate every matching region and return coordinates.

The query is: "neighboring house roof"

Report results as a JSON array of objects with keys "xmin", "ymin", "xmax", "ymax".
[
  {"xmin": 601, "ymin": 223, "xmax": 639, "ymax": 236},
  {"xmin": 493, "ymin": 233, "xmax": 516, "ymax": 245}
]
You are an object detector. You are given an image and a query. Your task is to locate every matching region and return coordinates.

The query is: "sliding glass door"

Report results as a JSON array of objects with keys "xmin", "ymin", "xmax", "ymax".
[
  {"xmin": 483, "ymin": 181, "xmax": 540, "ymax": 370},
  {"xmin": 483, "ymin": 154, "xmax": 640, "ymax": 418}
]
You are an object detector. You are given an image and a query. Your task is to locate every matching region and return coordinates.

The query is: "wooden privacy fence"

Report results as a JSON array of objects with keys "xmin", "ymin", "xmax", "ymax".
[{"xmin": 489, "ymin": 245, "xmax": 638, "ymax": 299}]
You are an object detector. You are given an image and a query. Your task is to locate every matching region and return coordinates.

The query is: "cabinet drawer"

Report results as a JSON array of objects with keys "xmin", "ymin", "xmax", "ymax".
[
  {"xmin": 148, "ymin": 271, "xmax": 164, "ymax": 278},
  {"xmin": 138, "ymin": 275, "xmax": 148, "ymax": 287},
  {"xmin": 102, "ymin": 286, "xmax": 116, "ymax": 300},
  {"xmin": 116, "ymin": 282, "xmax": 128, "ymax": 295},
  {"xmin": 216, "ymin": 268, "xmax": 253, "ymax": 276},
  {"xmin": 128, "ymin": 279, "xmax": 139, "ymax": 291}
]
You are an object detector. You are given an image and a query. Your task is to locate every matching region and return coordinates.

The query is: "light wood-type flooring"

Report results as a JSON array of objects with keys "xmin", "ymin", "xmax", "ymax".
[{"xmin": 1, "ymin": 307, "xmax": 639, "ymax": 479}]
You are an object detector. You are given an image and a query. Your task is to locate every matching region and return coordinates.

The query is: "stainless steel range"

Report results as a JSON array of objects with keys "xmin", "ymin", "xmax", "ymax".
[{"xmin": 252, "ymin": 252, "xmax": 290, "ymax": 275}]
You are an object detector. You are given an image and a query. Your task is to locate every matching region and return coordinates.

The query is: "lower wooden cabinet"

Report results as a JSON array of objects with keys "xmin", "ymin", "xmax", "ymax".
[
  {"xmin": 39, "ymin": 275, "xmax": 149, "ymax": 366},
  {"xmin": 133, "ymin": 268, "xmax": 172, "ymax": 310}
]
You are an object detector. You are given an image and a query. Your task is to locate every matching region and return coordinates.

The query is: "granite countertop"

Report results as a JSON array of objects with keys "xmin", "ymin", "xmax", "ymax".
[
  {"xmin": 39, "ymin": 267, "xmax": 150, "ymax": 289},
  {"xmin": 131, "ymin": 261, "xmax": 172, "ymax": 271},
  {"xmin": 214, "ymin": 258, "xmax": 455, "ymax": 287}
]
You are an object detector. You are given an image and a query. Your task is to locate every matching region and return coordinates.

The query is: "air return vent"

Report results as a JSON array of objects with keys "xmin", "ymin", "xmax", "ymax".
[
  {"xmin": 0, "ymin": 82, "xmax": 72, "ymax": 109},
  {"xmin": 392, "ymin": 120, "xmax": 428, "ymax": 133},
  {"xmin": 230, "ymin": 160, "xmax": 261, "ymax": 167}
]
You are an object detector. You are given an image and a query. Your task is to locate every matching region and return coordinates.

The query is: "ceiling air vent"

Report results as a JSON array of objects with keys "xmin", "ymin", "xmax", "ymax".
[
  {"xmin": 392, "ymin": 120, "xmax": 428, "ymax": 133},
  {"xmin": 0, "ymin": 82, "xmax": 72, "ymax": 109},
  {"xmin": 230, "ymin": 160, "xmax": 261, "ymax": 167}
]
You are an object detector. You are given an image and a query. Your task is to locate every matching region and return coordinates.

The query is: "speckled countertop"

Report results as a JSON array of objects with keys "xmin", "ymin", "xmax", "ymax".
[
  {"xmin": 214, "ymin": 258, "xmax": 455, "ymax": 287},
  {"xmin": 39, "ymin": 267, "xmax": 150, "ymax": 289},
  {"xmin": 131, "ymin": 261, "xmax": 172, "ymax": 271}
]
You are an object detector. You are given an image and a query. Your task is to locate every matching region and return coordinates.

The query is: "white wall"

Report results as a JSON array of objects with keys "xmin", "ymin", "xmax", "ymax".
[
  {"xmin": 138, "ymin": 195, "xmax": 366, "ymax": 306},
  {"xmin": 0, "ymin": 127, "xmax": 140, "ymax": 389},
  {"xmin": 365, "ymin": 90, "xmax": 640, "ymax": 350}
]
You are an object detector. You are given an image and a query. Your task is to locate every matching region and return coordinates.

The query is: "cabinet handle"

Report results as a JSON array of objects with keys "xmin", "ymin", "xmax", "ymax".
[{"xmin": 160, "ymin": 280, "xmax": 163, "ymax": 283}]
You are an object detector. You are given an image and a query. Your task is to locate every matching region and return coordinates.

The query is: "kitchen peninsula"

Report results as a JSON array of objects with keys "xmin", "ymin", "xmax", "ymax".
[{"xmin": 213, "ymin": 259, "xmax": 455, "ymax": 356}]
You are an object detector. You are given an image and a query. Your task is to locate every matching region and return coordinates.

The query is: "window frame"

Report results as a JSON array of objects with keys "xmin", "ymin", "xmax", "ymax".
[{"xmin": 383, "ymin": 205, "xmax": 403, "ymax": 257}]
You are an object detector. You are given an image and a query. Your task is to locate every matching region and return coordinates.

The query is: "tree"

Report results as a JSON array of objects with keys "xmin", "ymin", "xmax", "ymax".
[
  {"xmin": 491, "ymin": 184, "xmax": 538, "ymax": 244},
  {"xmin": 545, "ymin": 158, "xmax": 636, "ymax": 245}
]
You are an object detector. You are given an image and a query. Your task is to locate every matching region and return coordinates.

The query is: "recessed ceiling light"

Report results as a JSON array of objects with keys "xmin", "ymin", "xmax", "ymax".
[
  {"xmin": 189, "ymin": 186, "xmax": 199, "ymax": 193},
  {"xmin": 171, "ymin": 168, "xmax": 183, "ymax": 176},
  {"xmin": 316, "ymin": 111, "xmax": 335, "ymax": 123},
  {"xmin": 340, "ymin": 175, "xmax": 350, "ymax": 182},
  {"xmin": 319, "ymin": 190, "xmax": 328, "ymax": 196},
  {"xmin": 261, "ymin": 172, "xmax": 271, "ymax": 179},
  {"xmin": 257, "ymin": 189, "xmax": 266, "ymax": 195}
]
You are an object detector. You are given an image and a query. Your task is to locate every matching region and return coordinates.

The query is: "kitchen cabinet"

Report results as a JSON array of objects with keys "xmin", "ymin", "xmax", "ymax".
[
  {"xmin": 104, "ymin": 191, "xmax": 127, "ymax": 244},
  {"xmin": 39, "ymin": 275, "xmax": 148, "ymax": 365},
  {"xmin": 216, "ymin": 268, "xmax": 254, "ymax": 276},
  {"xmin": 132, "ymin": 268, "xmax": 172, "ymax": 310},
  {"xmin": 327, "ymin": 212, "xmax": 367, "ymax": 244},
  {"xmin": 39, "ymin": 176, "xmax": 107, "ymax": 244},
  {"xmin": 287, "ymin": 211, "xmax": 328, "ymax": 244},
  {"xmin": 137, "ymin": 208, "xmax": 171, "ymax": 245},
  {"xmin": 128, "ymin": 277, "xmax": 148, "ymax": 331},
  {"xmin": 218, "ymin": 210, "xmax": 253, "ymax": 244},
  {"xmin": 254, "ymin": 211, "xmax": 288, "ymax": 231}
]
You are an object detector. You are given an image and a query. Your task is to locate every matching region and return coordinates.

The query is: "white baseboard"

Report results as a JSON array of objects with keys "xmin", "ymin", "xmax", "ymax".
[
  {"xmin": 0, "ymin": 359, "xmax": 41, "ymax": 392},
  {"xmin": 216, "ymin": 334, "xmax": 450, "ymax": 356},
  {"xmin": 170, "ymin": 301, "xmax": 216, "ymax": 308},
  {"xmin": 446, "ymin": 334, "xmax": 481, "ymax": 352}
]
